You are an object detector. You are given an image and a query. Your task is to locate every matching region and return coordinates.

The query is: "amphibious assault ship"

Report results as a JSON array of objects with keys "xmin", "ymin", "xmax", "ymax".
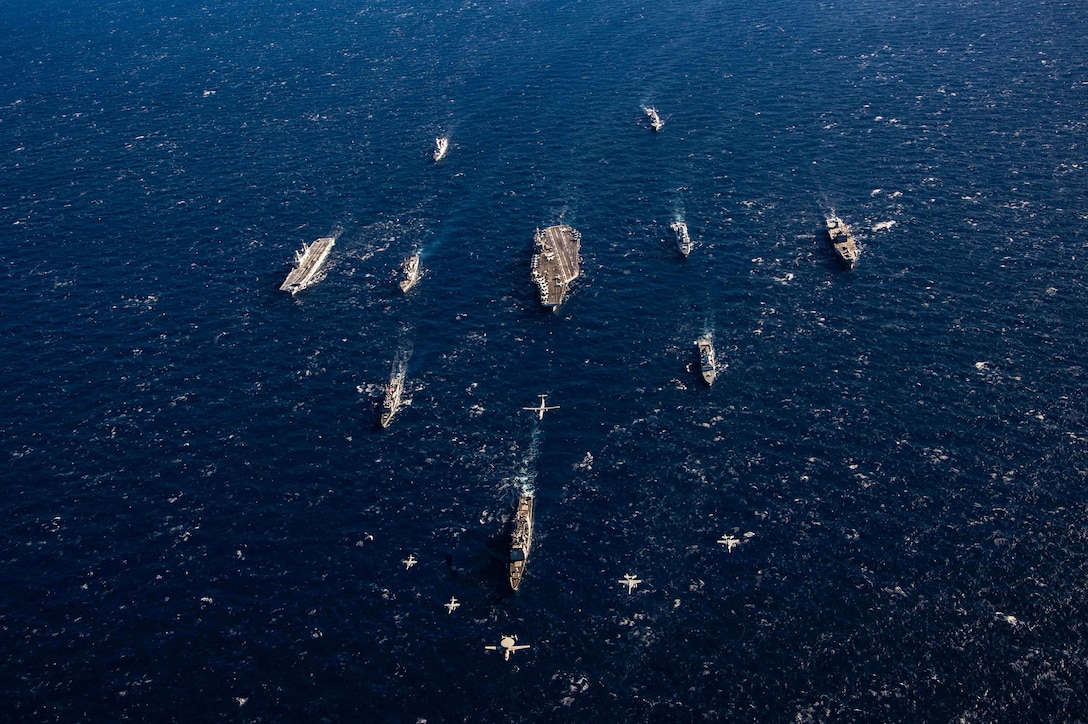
[
  {"xmin": 433, "ymin": 137, "xmax": 449, "ymax": 162},
  {"xmin": 695, "ymin": 335, "xmax": 717, "ymax": 386},
  {"xmin": 645, "ymin": 106, "xmax": 664, "ymax": 132},
  {"xmin": 379, "ymin": 370, "xmax": 405, "ymax": 428},
  {"xmin": 530, "ymin": 224, "xmax": 581, "ymax": 310},
  {"xmin": 826, "ymin": 215, "xmax": 859, "ymax": 268},
  {"xmin": 279, "ymin": 236, "xmax": 335, "ymax": 294},
  {"xmin": 671, "ymin": 221, "xmax": 693, "ymax": 257},
  {"xmin": 399, "ymin": 253, "xmax": 421, "ymax": 293},
  {"xmin": 509, "ymin": 494, "xmax": 534, "ymax": 591}
]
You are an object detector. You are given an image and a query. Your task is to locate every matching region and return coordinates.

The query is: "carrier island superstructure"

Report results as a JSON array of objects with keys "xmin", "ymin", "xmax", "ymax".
[
  {"xmin": 530, "ymin": 224, "xmax": 581, "ymax": 310},
  {"xmin": 280, "ymin": 236, "xmax": 336, "ymax": 294}
]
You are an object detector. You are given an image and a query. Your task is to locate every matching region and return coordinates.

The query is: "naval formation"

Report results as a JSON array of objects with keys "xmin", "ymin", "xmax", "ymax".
[{"xmin": 273, "ymin": 106, "xmax": 858, "ymax": 653}]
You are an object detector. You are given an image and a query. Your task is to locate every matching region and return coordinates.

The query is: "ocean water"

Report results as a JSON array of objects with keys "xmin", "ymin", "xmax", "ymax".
[{"xmin": 2, "ymin": 0, "xmax": 1088, "ymax": 720}]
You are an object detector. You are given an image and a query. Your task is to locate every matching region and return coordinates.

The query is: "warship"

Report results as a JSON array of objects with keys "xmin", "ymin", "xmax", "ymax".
[
  {"xmin": 530, "ymin": 224, "xmax": 581, "ymax": 310},
  {"xmin": 695, "ymin": 335, "xmax": 717, "ymax": 386},
  {"xmin": 645, "ymin": 106, "xmax": 664, "ymax": 132},
  {"xmin": 379, "ymin": 370, "xmax": 405, "ymax": 428},
  {"xmin": 399, "ymin": 253, "xmax": 421, "ymax": 293},
  {"xmin": 433, "ymin": 136, "xmax": 449, "ymax": 162},
  {"xmin": 671, "ymin": 221, "xmax": 693, "ymax": 257},
  {"xmin": 279, "ymin": 236, "xmax": 335, "ymax": 294},
  {"xmin": 509, "ymin": 494, "xmax": 534, "ymax": 591},
  {"xmin": 826, "ymin": 215, "xmax": 859, "ymax": 268}
]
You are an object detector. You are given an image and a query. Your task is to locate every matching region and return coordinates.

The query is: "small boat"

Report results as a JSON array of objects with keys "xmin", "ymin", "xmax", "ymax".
[
  {"xmin": 645, "ymin": 106, "xmax": 664, "ymax": 132},
  {"xmin": 694, "ymin": 335, "xmax": 716, "ymax": 386},
  {"xmin": 671, "ymin": 221, "xmax": 692, "ymax": 257},
  {"xmin": 379, "ymin": 371, "xmax": 405, "ymax": 428},
  {"xmin": 826, "ymin": 215, "xmax": 859, "ymax": 268},
  {"xmin": 399, "ymin": 253, "xmax": 421, "ymax": 293},
  {"xmin": 509, "ymin": 494, "xmax": 534, "ymax": 591},
  {"xmin": 433, "ymin": 136, "xmax": 449, "ymax": 162}
]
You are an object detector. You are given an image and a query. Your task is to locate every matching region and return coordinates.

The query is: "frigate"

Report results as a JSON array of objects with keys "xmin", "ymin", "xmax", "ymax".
[
  {"xmin": 695, "ymin": 335, "xmax": 717, "ymax": 386},
  {"xmin": 826, "ymin": 215, "xmax": 859, "ymax": 268},
  {"xmin": 671, "ymin": 221, "xmax": 692, "ymax": 257},
  {"xmin": 509, "ymin": 494, "xmax": 534, "ymax": 591},
  {"xmin": 645, "ymin": 106, "xmax": 664, "ymax": 131},
  {"xmin": 399, "ymin": 253, "xmax": 421, "ymax": 293},
  {"xmin": 433, "ymin": 137, "xmax": 449, "ymax": 162},
  {"xmin": 379, "ymin": 370, "xmax": 405, "ymax": 428}
]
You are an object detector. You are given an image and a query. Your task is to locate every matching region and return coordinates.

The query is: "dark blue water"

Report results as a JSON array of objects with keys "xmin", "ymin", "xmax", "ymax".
[{"xmin": 3, "ymin": 0, "xmax": 1088, "ymax": 720}]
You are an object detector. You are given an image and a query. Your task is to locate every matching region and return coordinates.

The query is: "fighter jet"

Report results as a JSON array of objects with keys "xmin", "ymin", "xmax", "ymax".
[
  {"xmin": 618, "ymin": 573, "xmax": 643, "ymax": 593},
  {"xmin": 444, "ymin": 596, "xmax": 460, "ymax": 614},
  {"xmin": 717, "ymin": 534, "xmax": 741, "ymax": 552},
  {"xmin": 522, "ymin": 394, "xmax": 560, "ymax": 420},
  {"xmin": 402, "ymin": 553, "xmax": 418, "ymax": 570},
  {"xmin": 485, "ymin": 634, "xmax": 530, "ymax": 661}
]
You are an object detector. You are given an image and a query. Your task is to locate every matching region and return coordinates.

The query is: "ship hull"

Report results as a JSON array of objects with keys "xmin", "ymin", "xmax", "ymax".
[
  {"xmin": 509, "ymin": 495, "xmax": 534, "ymax": 591},
  {"xmin": 530, "ymin": 225, "xmax": 581, "ymax": 310},
  {"xmin": 280, "ymin": 237, "xmax": 336, "ymax": 295},
  {"xmin": 826, "ymin": 216, "xmax": 859, "ymax": 269},
  {"xmin": 695, "ymin": 336, "xmax": 717, "ymax": 386}
]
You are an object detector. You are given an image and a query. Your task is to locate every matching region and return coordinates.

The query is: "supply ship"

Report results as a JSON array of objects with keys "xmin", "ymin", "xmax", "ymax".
[
  {"xmin": 671, "ymin": 221, "xmax": 692, "ymax": 257},
  {"xmin": 509, "ymin": 494, "xmax": 534, "ymax": 591},
  {"xmin": 399, "ymin": 253, "xmax": 421, "ymax": 293},
  {"xmin": 826, "ymin": 215, "xmax": 859, "ymax": 268},
  {"xmin": 645, "ymin": 106, "xmax": 664, "ymax": 132},
  {"xmin": 433, "ymin": 137, "xmax": 449, "ymax": 162},
  {"xmin": 379, "ymin": 370, "xmax": 405, "ymax": 428},
  {"xmin": 279, "ymin": 236, "xmax": 335, "ymax": 294},
  {"xmin": 530, "ymin": 224, "xmax": 581, "ymax": 310},
  {"xmin": 695, "ymin": 335, "xmax": 717, "ymax": 386}
]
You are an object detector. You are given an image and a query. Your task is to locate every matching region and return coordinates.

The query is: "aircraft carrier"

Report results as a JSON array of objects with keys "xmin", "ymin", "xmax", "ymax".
[
  {"xmin": 280, "ymin": 236, "xmax": 335, "ymax": 295},
  {"xmin": 530, "ymin": 224, "xmax": 581, "ymax": 310},
  {"xmin": 509, "ymin": 494, "xmax": 534, "ymax": 591}
]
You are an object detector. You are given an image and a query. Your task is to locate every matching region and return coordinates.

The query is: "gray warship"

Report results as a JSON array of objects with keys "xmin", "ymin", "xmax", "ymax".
[
  {"xmin": 826, "ymin": 215, "xmax": 859, "ymax": 268},
  {"xmin": 645, "ymin": 106, "xmax": 664, "ymax": 131},
  {"xmin": 509, "ymin": 493, "xmax": 534, "ymax": 591},
  {"xmin": 379, "ymin": 370, "xmax": 405, "ymax": 428},
  {"xmin": 279, "ymin": 236, "xmax": 335, "ymax": 294},
  {"xmin": 695, "ymin": 335, "xmax": 717, "ymax": 386},
  {"xmin": 433, "ymin": 136, "xmax": 449, "ymax": 162},
  {"xmin": 530, "ymin": 224, "xmax": 581, "ymax": 310},
  {"xmin": 671, "ymin": 221, "xmax": 692, "ymax": 257},
  {"xmin": 399, "ymin": 253, "xmax": 421, "ymax": 293}
]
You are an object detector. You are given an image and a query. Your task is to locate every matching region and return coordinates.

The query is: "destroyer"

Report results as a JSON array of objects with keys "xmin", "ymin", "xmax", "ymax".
[
  {"xmin": 530, "ymin": 224, "xmax": 581, "ymax": 310},
  {"xmin": 399, "ymin": 253, "xmax": 421, "ymax": 293},
  {"xmin": 826, "ymin": 214, "xmax": 859, "ymax": 268},
  {"xmin": 695, "ymin": 335, "xmax": 717, "ymax": 386},
  {"xmin": 645, "ymin": 106, "xmax": 664, "ymax": 132},
  {"xmin": 509, "ymin": 494, "xmax": 534, "ymax": 591},
  {"xmin": 433, "ymin": 136, "xmax": 449, "ymax": 162},
  {"xmin": 671, "ymin": 221, "xmax": 692, "ymax": 257},
  {"xmin": 279, "ymin": 236, "xmax": 335, "ymax": 294},
  {"xmin": 379, "ymin": 370, "xmax": 405, "ymax": 428}
]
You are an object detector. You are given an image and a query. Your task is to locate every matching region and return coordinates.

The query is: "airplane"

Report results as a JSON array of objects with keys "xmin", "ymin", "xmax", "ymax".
[
  {"xmin": 485, "ymin": 634, "xmax": 531, "ymax": 661},
  {"xmin": 402, "ymin": 554, "xmax": 417, "ymax": 570},
  {"xmin": 717, "ymin": 534, "xmax": 741, "ymax": 552},
  {"xmin": 522, "ymin": 394, "xmax": 560, "ymax": 420},
  {"xmin": 618, "ymin": 574, "xmax": 643, "ymax": 593},
  {"xmin": 444, "ymin": 597, "xmax": 460, "ymax": 614}
]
